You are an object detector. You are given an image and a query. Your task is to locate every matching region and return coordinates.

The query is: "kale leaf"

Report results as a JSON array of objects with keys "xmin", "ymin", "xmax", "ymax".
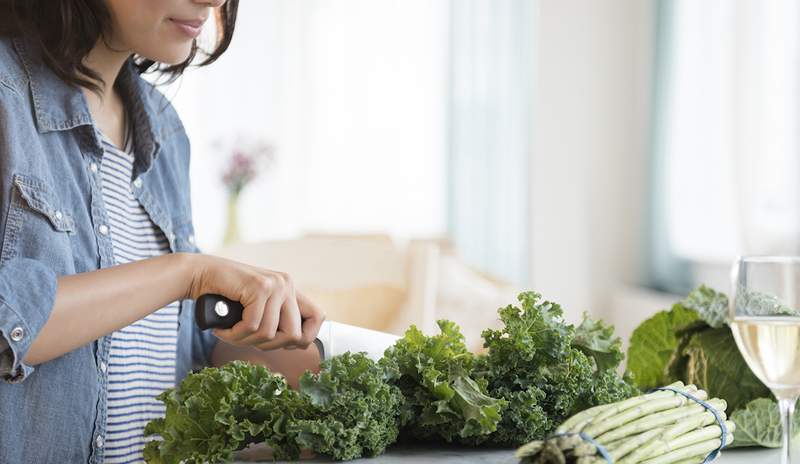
[
  {"xmin": 292, "ymin": 352, "xmax": 403, "ymax": 460},
  {"xmin": 145, "ymin": 290, "xmax": 639, "ymax": 462},
  {"xmin": 381, "ymin": 320, "xmax": 505, "ymax": 443},
  {"xmin": 143, "ymin": 360, "xmax": 303, "ymax": 464},
  {"xmin": 144, "ymin": 354, "xmax": 402, "ymax": 463},
  {"xmin": 475, "ymin": 292, "xmax": 637, "ymax": 446}
]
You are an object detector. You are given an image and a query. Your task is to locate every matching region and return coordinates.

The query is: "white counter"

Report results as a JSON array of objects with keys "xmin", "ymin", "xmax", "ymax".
[{"xmin": 234, "ymin": 443, "xmax": 779, "ymax": 463}]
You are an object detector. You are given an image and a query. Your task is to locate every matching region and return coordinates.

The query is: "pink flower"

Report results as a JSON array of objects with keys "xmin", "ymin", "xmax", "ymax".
[{"xmin": 217, "ymin": 136, "xmax": 275, "ymax": 195}]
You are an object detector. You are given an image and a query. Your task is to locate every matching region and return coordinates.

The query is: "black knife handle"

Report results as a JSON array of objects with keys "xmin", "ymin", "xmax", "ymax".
[{"xmin": 195, "ymin": 293, "xmax": 244, "ymax": 330}]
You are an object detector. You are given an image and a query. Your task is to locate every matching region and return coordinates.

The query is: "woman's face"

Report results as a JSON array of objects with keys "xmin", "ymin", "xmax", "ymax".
[{"xmin": 104, "ymin": 0, "xmax": 227, "ymax": 64}]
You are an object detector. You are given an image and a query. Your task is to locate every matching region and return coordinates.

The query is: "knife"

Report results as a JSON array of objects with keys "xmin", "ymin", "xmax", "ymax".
[{"xmin": 194, "ymin": 293, "xmax": 399, "ymax": 361}]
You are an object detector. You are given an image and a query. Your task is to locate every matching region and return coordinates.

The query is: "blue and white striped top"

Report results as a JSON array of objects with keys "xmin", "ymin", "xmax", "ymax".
[{"xmin": 97, "ymin": 129, "xmax": 180, "ymax": 464}]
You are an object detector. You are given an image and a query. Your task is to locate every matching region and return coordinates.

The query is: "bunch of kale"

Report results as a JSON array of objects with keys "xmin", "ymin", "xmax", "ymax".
[
  {"xmin": 144, "ymin": 353, "xmax": 402, "ymax": 463},
  {"xmin": 144, "ymin": 291, "xmax": 636, "ymax": 462}
]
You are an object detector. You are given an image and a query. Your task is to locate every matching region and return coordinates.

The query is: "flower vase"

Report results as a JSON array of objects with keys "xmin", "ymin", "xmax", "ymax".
[{"xmin": 223, "ymin": 191, "xmax": 240, "ymax": 245}]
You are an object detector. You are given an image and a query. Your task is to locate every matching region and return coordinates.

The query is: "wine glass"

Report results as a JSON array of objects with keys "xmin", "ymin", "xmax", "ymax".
[{"xmin": 730, "ymin": 256, "xmax": 800, "ymax": 464}]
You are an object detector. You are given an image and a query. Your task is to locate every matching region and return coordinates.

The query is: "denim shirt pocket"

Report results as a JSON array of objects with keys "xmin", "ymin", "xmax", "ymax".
[{"xmin": 1, "ymin": 174, "xmax": 76, "ymax": 266}]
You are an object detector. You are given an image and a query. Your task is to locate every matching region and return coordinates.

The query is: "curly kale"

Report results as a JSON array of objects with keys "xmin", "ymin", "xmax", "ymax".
[
  {"xmin": 474, "ymin": 292, "xmax": 637, "ymax": 446},
  {"xmin": 144, "ymin": 354, "xmax": 402, "ymax": 463},
  {"xmin": 292, "ymin": 352, "xmax": 403, "ymax": 460},
  {"xmin": 145, "ymin": 291, "xmax": 637, "ymax": 462},
  {"xmin": 143, "ymin": 361, "xmax": 304, "ymax": 464},
  {"xmin": 381, "ymin": 320, "xmax": 506, "ymax": 443}
]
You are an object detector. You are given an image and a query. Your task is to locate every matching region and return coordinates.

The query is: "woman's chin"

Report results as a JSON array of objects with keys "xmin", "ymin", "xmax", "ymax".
[{"xmin": 140, "ymin": 45, "xmax": 194, "ymax": 66}]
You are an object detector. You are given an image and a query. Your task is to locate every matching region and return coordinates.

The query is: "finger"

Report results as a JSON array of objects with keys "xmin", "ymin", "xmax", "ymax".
[
  {"xmin": 254, "ymin": 331, "xmax": 295, "ymax": 351},
  {"xmin": 237, "ymin": 291, "xmax": 283, "ymax": 346},
  {"xmin": 297, "ymin": 292, "xmax": 326, "ymax": 346},
  {"xmin": 213, "ymin": 294, "xmax": 266, "ymax": 343},
  {"xmin": 277, "ymin": 295, "xmax": 303, "ymax": 347}
]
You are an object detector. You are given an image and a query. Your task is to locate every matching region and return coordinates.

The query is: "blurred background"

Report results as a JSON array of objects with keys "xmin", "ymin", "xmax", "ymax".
[{"xmin": 159, "ymin": 0, "xmax": 800, "ymax": 350}]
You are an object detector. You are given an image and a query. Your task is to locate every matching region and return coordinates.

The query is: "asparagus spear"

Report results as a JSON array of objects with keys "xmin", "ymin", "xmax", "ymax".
[
  {"xmin": 516, "ymin": 440, "xmax": 544, "ymax": 460},
  {"xmin": 639, "ymin": 436, "xmax": 732, "ymax": 464},
  {"xmin": 667, "ymin": 422, "xmax": 734, "ymax": 451},
  {"xmin": 540, "ymin": 440, "xmax": 567, "ymax": 464},
  {"xmin": 616, "ymin": 411, "xmax": 718, "ymax": 463},
  {"xmin": 583, "ymin": 395, "xmax": 692, "ymax": 438},
  {"xmin": 606, "ymin": 427, "xmax": 666, "ymax": 461},
  {"xmin": 517, "ymin": 386, "xmax": 731, "ymax": 464},
  {"xmin": 561, "ymin": 383, "xmax": 687, "ymax": 434},
  {"xmin": 595, "ymin": 399, "xmax": 726, "ymax": 444},
  {"xmin": 618, "ymin": 422, "xmax": 735, "ymax": 464},
  {"xmin": 556, "ymin": 403, "xmax": 613, "ymax": 434},
  {"xmin": 561, "ymin": 385, "xmax": 708, "ymax": 455}
]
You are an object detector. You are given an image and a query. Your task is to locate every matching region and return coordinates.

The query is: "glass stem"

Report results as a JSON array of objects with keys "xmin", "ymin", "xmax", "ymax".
[{"xmin": 779, "ymin": 397, "xmax": 796, "ymax": 464}]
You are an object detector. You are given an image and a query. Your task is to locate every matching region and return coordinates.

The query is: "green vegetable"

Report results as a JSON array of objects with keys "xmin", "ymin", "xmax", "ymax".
[
  {"xmin": 381, "ymin": 320, "xmax": 505, "ymax": 442},
  {"xmin": 626, "ymin": 300, "xmax": 701, "ymax": 390},
  {"xmin": 728, "ymin": 397, "xmax": 800, "ymax": 448},
  {"xmin": 143, "ymin": 361, "xmax": 304, "ymax": 464},
  {"xmin": 674, "ymin": 327, "xmax": 769, "ymax": 412},
  {"xmin": 680, "ymin": 285, "xmax": 728, "ymax": 329},
  {"xmin": 144, "ymin": 290, "xmax": 638, "ymax": 462},
  {"xmin": 292, "ymin": 352, "xmax": 403, "ymax": 460},
  {"xmin": 475, "ymin": 292, "xmax": 637, "ymax": 446},
  {"xmin": 516, "ymin": 382, "xmax": 734, "ymax": 464},
  {"xmin": 573, "ymin": 314, "xmax": 626, "ymax": 371},
  {"xmin": 626, "ymin": 285, "xmax": 784, "ymax": 449},
  {"xmin": 144, "ymin": 354, "xmax": 401, "ymax": 463}
]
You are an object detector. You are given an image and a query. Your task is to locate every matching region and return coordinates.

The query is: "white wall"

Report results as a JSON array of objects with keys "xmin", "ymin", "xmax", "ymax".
[
  {"xmin": 169, "ymin": 1, "xmax": 449, "ymax": 251},
  {"xmin": 169, "ymin": 0, "xmax": 658, "ymax": 328},
  {"xmin": 529, "ymin": 0, "xmax": 655, "ymax": 323}
]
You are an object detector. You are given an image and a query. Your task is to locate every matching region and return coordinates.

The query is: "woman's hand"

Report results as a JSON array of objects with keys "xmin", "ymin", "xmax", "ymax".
[{"xmin": 184, "ymin": 254, "xmax": 326, "ymax": 351}]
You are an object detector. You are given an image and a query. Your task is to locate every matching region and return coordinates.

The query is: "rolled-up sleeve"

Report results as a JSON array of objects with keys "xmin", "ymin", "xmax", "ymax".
[{"xmin": 0, "ymin": 257, "xmax": 58, "ymax": 383}]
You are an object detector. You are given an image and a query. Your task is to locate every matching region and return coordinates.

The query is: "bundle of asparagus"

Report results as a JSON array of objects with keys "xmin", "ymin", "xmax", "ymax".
[{"xmin": 516, "ymin": 382, "xmax": 734, "ymax": 464}]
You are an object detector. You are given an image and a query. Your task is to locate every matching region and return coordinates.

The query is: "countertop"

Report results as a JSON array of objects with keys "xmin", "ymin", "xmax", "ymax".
[{"xmin": 233, "ymin": 443, "xmax": 779, "ymax": 463}]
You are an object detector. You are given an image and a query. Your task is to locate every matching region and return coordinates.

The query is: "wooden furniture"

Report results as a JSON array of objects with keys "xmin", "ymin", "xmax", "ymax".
[{"xmin": 211, "ymin": 234, "xmax": 441, "ymax": 335}]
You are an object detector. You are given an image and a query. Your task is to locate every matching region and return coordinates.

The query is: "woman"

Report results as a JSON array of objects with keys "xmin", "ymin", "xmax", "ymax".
[{"xmin": 0, "ymin": 1, "xmax": 325, "ymax": 463}]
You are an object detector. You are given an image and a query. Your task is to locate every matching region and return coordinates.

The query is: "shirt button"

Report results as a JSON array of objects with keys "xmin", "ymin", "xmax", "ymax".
[
  {"xmin": 95, "ymin": 435, "xmax": 104, "ymax": 448},
  {"xmin": 9, "ymin": 326, "xmax": 24, "ymax": 342},
  {"xmin": 188, "ymin": 234, "xmax": 195, "ymax": 245},
  {"xmin": 54, "ymin": 210, "xmax": 63, "ymax": 220},
  {"xmin": 168, "ymin": 232, "xmax": 176, "ymax": 241},
  {"xmin": 98, "ymin": 224, "xmax": 109, "ymax": 236},
  {"xmin": 133, "ymin": 178, "xmax": 143, "ymax": 188},
  {"xmin": 99, "ymin": 362, "xmax": 107, "ymax": 373},
  {"xmin": 89, "ymin": 162, "xmax": 98, "ymax": 173}
]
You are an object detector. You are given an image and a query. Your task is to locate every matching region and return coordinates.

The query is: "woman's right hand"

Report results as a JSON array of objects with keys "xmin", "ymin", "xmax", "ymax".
[{"xmin": 182, "ymin": 253, "xmax": 326, "ymax": 351}]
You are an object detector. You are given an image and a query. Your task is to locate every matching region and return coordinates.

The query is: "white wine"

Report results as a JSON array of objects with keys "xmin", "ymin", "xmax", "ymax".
[{"xmin": 731, "ymin": 316, "xmax": 800, "ymax": 399}]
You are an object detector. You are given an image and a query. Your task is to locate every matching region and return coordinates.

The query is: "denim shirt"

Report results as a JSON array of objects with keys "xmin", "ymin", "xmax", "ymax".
[{"xmin": 0, "ymin": 37, "xmax": 218, "ymax": 463}]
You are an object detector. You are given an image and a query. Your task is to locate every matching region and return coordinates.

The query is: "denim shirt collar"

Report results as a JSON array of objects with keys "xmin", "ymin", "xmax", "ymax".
[{"xmin": 12, "ymin": 37, "xmax": 162, "ymax": 177}]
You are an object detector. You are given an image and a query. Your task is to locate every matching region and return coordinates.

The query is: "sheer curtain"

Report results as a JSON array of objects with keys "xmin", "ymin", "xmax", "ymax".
[
  {"xmin": 649, "ymin": 0, "xmax": 800, "ymax": 292},
  {"xmin": 447, "ymin": 0, "xmax": 535, "ymax": 285}
]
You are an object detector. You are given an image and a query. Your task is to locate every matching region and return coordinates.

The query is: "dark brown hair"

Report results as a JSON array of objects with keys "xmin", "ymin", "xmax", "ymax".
[{"xmin": 0, "ymin": 0, "xmax": 239, "ymax": 92}]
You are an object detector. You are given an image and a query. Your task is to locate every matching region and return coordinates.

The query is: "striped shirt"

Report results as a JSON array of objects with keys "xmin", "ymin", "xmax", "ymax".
[{"xmin": 97, "ymin": 129, "xmax": 180, "ymax": 464}]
